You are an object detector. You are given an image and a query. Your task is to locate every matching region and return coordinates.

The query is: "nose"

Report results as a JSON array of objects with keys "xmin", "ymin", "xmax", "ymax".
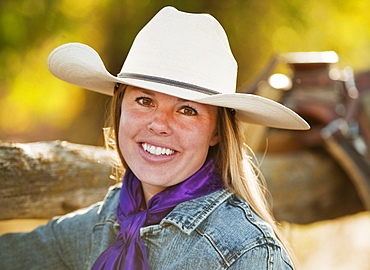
[{"xmin": 147, "ymin": 109, "xmax": 172, "ymax": 136}]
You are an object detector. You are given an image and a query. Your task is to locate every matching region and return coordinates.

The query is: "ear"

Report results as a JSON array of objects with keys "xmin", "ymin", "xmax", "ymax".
[{"xmin": 209, "ymin": 131, "xmax": 219, "ymax": 147}]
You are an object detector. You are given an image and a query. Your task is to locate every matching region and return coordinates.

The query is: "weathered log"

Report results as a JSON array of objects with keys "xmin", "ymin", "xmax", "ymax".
[
  {"xmin": 0, "ymin": 141, "xmax": 364, "ymax": 224},
  {"xmin": 258, "ymin": 149, "xmax": 364, "ymax": 224},
  {"xmin": 0, "ymin": 141, "xmax": 115, "ymax": 220}
]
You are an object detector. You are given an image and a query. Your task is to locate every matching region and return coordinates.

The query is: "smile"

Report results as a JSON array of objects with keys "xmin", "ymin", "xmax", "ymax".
[{"xmin": 141, "ymin": 143, "xmax": 175, "ymax": 156}]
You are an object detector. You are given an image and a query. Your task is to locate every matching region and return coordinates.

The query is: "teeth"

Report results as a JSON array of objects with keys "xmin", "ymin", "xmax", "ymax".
[{"xmin": 142, "ymin": 143, "xmax": 175, "ymax": 156}]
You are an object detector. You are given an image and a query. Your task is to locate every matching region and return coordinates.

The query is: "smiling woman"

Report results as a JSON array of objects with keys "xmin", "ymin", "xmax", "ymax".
[
  {"xmin": 0, "ymin": 6, "xmax": 309, "ymax": 270},
  {"xmin": 118, "ymin": 86, "xmax": 219, "ymax": 201}
]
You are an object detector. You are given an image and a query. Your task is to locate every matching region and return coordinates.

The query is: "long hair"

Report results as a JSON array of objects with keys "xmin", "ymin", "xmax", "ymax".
[
  {"xmin": 213, "ymin": 106, "xmax": 297, "ymax": 266},
  {"xmin": 107, "ymin": 84, "xmax": 296, "ymax": 265}
]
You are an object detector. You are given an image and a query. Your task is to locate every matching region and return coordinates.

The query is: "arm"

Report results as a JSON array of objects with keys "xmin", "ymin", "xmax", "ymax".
[
  {"xmin": 0, "ymin": 217, "xmax": 80, "ymax": 270},
  {"xmin": 0, "ymin": 186, "xmax": 120, "ymax": 270}
]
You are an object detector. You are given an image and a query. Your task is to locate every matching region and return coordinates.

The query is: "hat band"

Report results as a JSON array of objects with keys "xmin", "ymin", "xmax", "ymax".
[{"xmin": 117, "ymin": 72, "xmax": 221, "ymax": 96}]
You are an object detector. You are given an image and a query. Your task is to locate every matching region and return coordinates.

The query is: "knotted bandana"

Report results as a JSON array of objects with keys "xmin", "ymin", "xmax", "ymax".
[{"xmin": 91, "ymin": 157, "xmax": 224, "ymax": 269}]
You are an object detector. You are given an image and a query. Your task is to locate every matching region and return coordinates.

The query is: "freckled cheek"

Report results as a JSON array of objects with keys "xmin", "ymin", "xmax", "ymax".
[
  {"xmin": 120, "ymin": 110, "xmax": 148, "ymax": 128},
  {"xmin": 118, "ymin": 112, "xmax": 140, "ymax": 145},
  {"xmin": 178, "ymin": 123, "xmax": 216, "ymax": 150}
]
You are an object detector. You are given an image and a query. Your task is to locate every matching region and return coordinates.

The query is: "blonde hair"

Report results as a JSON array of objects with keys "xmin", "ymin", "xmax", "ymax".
[
  {"xmin": 107, "ymin": 84, "xmax": 296, "ymax": 265},
  {"xmin": 215, "ymin": 107, "xmax": 297, "ymax": 266}
]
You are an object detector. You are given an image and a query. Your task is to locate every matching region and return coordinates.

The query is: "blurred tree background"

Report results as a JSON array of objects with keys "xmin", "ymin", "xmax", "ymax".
[{"xmin": 1, "ymin": 0, "xmax": 370, "ymax": 145}]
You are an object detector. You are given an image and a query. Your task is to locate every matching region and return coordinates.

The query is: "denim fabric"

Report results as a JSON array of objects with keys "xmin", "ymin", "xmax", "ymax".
[{"xmin": 0, "ymin": 185, "xmax": 293, "ymax": 269}]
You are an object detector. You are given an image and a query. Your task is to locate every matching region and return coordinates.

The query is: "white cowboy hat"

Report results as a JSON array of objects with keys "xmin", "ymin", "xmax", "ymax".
[{"xmin": 47, "ymin": 6, "xmax": 309, "ymax": 130}]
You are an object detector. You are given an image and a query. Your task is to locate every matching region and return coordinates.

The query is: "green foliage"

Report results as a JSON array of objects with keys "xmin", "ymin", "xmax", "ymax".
[{"xmin": 1, "ymin": 0, "xmax": 370, "ymax": 144}]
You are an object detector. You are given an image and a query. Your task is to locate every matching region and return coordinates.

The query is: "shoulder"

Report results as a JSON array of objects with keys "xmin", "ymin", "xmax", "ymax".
[
  {"xmin": 50, "ymin": 184, "xmax": 122, "ymax": 268},
  {"xmin": 54, "ymin": 183, "xmax": 121, "ymax": 226},
  {"xmin": 50, "ymin": 184, "xmax": 122, "ymax": 243},
  {"xmin": 164, "ymin": 190, "xmax": 293, "ymax": 269},
  {"xmin": 196, "ymin": 190, "xmax": 279, "ymax": 250},
  {"xmin": 204, "ymin": 191, "xmax": 276, "ymax": 241},
  {"xmin": 203, "ymin": 192, "xmax": 293, "ymax": 268},
  {"xmin": 165, "ymin": 189, "xmax": 274, "ymax": 240}
]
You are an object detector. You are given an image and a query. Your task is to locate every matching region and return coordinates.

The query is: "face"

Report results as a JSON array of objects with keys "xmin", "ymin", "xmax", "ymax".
[{"xmin": 118, "ymin": 86, "xmax": 219, "ymax": 201}]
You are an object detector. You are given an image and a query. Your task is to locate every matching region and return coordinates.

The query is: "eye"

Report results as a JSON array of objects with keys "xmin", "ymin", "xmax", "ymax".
[
  {"xmin": 136, "ymin": 97, "xmax": 153, "ymax": 107},
  {"xmin": 179, "ymin": 106, "xmax": 198, "ymax": 116}
]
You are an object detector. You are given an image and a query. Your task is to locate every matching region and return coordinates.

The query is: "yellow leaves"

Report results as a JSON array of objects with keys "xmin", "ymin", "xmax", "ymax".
[
  {"xmin": 0, "ymin": 10, "xmax": 27, "ymax": 47},
  {"xmin": 17, "ymin": 0, "xmax": 46, "ymax": 17},
  {"xmin": 2, "ymin": 0, "xmax": 370, "ymax": 142},
  {"xmin": 272, "ymin": 26, "xmax": 302, "ymax": 52},
  {"xmin": 0, "ymin": 42, "xmax": 84, "ymax": 135},
  {"xmin": 59, "ymin": 0, "xmax": 103, "ymax": 19}
]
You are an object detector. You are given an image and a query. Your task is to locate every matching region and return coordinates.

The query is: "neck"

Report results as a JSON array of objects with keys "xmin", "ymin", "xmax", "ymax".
[{"xmin": 141, "ymin": 182, "xmax": 166, "ymax": 204}]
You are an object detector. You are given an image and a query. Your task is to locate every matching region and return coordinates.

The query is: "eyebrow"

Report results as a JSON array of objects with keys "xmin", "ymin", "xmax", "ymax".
[
  {"xmin": 177, "ymin": 98, "xmax": 191, "ymax": 103},
  {"xmin": 137, "ymin": 89, "xmax": 191, "ymax": 103},
  {"xmin": 137, "ymin": 89, "xmax": 155, "ymax": 96}
]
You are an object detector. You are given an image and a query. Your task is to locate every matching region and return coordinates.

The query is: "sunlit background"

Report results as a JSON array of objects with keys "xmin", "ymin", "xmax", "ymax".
[
  {"xmin": 1, "ymin": 1, "xmax": 370, "ymax": 269},
  {"xmin": 1, "ymin": 0, "xmax": 370, "ymax": 145}
]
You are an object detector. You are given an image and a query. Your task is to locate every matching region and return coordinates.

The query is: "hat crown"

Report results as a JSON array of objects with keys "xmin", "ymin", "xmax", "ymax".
[{"xmin": 119, "ymin": 6, "xmax": 237, "ymax": 95}]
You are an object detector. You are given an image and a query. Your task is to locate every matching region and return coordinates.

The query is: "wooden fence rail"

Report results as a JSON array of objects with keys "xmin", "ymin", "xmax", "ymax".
[{"xmin": 0, "ymin": 141, "xmax": 364, "ymax": 224}]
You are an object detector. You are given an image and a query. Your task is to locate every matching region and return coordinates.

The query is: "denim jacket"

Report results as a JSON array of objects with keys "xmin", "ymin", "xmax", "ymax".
[{"xmin": 0, "ymin": 185, "xmax": 293, "ymax": 269}]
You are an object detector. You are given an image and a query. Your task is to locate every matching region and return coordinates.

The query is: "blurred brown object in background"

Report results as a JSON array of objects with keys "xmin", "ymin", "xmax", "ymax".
[{"xmin": 242, "ymin": 51, "xmax": 370, "ymax": 222}]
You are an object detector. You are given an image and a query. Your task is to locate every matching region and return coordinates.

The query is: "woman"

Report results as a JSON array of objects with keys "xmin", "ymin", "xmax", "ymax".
[{"xmin": 0, "ymin": 6, "xmax": 309, "ymax": 269}]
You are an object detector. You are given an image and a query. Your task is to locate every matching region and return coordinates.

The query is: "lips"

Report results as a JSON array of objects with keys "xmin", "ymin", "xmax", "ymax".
[{"xmin": 141, "ymin": 143, "xmax": 175, "ymax": 156}]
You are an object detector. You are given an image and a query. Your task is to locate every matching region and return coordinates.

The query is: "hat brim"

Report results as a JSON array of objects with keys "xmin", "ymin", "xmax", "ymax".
[{"xmin": 48, "ymin": 43, "xmax": 310, "ymax": 130}]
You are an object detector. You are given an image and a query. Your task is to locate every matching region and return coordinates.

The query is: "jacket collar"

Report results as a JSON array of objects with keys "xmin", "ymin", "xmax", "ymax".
[{"xmin": 160, "ymin": 189, "xmax": 232, "ymax": 234}]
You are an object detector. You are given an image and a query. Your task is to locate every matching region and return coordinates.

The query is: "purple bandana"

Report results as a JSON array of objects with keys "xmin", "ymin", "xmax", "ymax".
[{"xmin": 91, "ymin": 157, "xmax": 224, "ymax": 270}]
